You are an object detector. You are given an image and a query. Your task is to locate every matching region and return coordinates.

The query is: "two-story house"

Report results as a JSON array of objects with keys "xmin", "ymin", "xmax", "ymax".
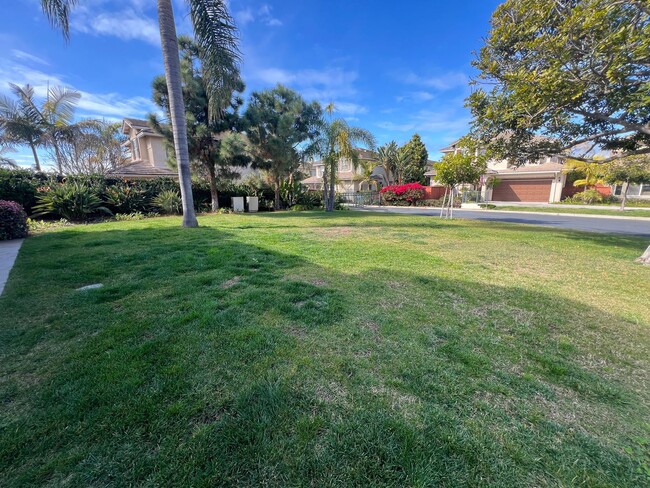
[
  {"xmin": 426, "ymin": 138, "xmax": 568, "ymax": 203},
  {"xmin": 107, "ymin": 118, "xmax": 177, "ymax": 178},
  {"xmin": 301, "ymin": 149, "xmax": 389, "ymax": 192}
]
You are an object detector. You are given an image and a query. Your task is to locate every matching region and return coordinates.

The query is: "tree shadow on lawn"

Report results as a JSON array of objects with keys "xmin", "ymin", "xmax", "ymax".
[{"xmin": 0, "ymin": 225, "xmax": 648, "ymax": 487}]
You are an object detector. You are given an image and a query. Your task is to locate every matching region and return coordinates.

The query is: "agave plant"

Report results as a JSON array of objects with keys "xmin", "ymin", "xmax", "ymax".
[{"xmin": 33, "ymin": 182, "xmax": 112, "ymax": 221}]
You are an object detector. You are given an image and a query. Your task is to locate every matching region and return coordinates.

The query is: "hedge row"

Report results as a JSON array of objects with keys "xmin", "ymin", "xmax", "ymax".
[{"xmin": 0, "ymin": 169, "xmax": 278, "ymax": 218}]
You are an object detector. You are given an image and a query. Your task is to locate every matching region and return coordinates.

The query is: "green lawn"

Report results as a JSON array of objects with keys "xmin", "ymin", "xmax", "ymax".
[
  {"xmin": 1, "ymin": 212, "xmax": 649, "ymax": 487},
  {"xmin": 491, "ymin": 206, "xmax": 650, "ymax": 218}
]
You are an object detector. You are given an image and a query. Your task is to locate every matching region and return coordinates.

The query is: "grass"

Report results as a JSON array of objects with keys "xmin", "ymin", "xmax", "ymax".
[
  {"xmin": 490, "ymin": 206, "xmax": 650, "ymax": 218},
  {"xmin": 1, "ymin": 211, "xmax": 649, "ymax": 487}
]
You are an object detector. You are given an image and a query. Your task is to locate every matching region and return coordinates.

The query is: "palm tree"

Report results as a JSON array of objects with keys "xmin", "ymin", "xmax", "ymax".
[
  {"xmin": 0, "ymin": 83, "xmax": 90, "ymax": 174},
  {"xmin": 563, "ymin": 159, "xmax": 606, "ymax": 192},
  {"xmin": 40, "ymin": 0, "xmax": 241, "ymax": 228},
  {"xmin": 354, "ymin": 160, "xmax": 379, "ymax": 191},
  {"xmin": 310, "ymin": 115, "xmax": 376, "ymax": 212},
  {"xmin": 392, "ymin": 147, "xmax": 412, "ymax": 185},
  {"xmin": 0, "ymin": 145, "xmax": 18, "ymax": 168},
  {"xmin": 377, "ymin": 141, "xmax": 398, "ymax": 184}
]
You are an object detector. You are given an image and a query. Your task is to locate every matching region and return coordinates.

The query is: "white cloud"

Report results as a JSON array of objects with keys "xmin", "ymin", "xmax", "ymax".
[
  {"xmin": 250, "ymin": 66, "xmax": 359, "ymax": 101},
  {"xmin": 235, "ymin": 4, "xmax": 282, "ymax": 27},
  {"xmin": 73, "ymin": 9, "xmax": 160, "ymax": 46},
  {"xmin": 0, "ymin": 57, "xmax": 160, "ymax": 121},
  {"xmin": 332, "ymin": 102, "xmax": 367, "ymax": 116},
  {"xmin": 401, "ymin": 71, "xmax": 469, "ymax": 91},
  {"xmin": 11, "ymin": 49, "xmax": 49, "ymax": 66},
  {"xmin": 396, "ymin": 91, "xmax": 435, "ymax": 103},
  {"xmin": 376, "ymin": 109, "xmax": 471, "ymax": 141}
]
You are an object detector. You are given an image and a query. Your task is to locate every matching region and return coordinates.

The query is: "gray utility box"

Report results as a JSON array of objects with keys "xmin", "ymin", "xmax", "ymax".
[
  {"xmin": 246, "ymin": 196, "xmax": 259, "ymax": 213},
  {"xmin": 232, "ymin": 196, "xmax": 245, "ymax": 212}
]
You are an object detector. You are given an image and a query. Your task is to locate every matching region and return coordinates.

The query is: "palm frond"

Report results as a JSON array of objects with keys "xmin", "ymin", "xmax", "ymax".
[
  {"xmin": 188, "ymin": 0, "xmax": 242, "ymax": 119},
  {"xmin": 43, "ymin": 85, "xmax": 81, "ymax": 125},
  {"xmin": 40, "ymin": 0, "xmax": 77, "ymax": 40}
]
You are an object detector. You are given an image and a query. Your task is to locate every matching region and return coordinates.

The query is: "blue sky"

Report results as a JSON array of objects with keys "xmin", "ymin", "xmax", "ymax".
[{"xmin": 0, "ymin": 0, "xmax": 501, "ymax": 168}]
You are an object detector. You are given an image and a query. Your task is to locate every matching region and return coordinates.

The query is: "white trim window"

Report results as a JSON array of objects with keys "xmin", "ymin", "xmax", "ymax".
[
  {"xmin": 614, "ymin": 183, "xmax": 650, "ymax": 197},
  {"xmin": 339, "ymin": 158, "xmax": 351, "ymax": 172}
]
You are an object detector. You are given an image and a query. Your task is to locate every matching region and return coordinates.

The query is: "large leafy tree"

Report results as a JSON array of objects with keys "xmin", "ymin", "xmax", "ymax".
[
  {"xmin": 40, "ymin": 0, "xmax": 242, "ymax": 228},
  {"xmin": 468, "ymin": 0, "xmax": 650, "ymax": 165},
  {"xmin": 402, "ymin": 134, "xmax": 429, "ymax": 184},
  {"xmin": 151, "ymin": 36, "xmax": 249, "ymax": 211},
  {"xmin": 0, "ymin": 83, "xmax": 81, "ymax": 173},
  {"xmin": 243, "ymin": 85, "xmax": 322, "ymax": 210}
]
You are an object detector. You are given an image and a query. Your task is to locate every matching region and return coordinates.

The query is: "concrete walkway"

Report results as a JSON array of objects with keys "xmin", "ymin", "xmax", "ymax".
[{"xmin": 0, "ymin": 239, "xmax": 24, "ymax": 296}]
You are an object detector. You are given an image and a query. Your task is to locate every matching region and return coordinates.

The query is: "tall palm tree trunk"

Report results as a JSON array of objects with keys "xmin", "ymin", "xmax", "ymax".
[
  {"xmin": 29, "ymin": 142, "xmax": 41, "ymax": 172},
  {"xmin": 157, "ymin": 0, "xmax": 198, "ymax": 227}
]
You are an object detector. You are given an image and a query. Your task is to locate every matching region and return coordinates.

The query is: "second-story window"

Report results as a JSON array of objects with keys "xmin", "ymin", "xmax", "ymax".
[
  {"xmin": 339, "ymin": 158, "xmax": 351, "ymax": 172},
  {"xmin": 310, "ymin": 169, "xmax": 317, "ymax": 177}
]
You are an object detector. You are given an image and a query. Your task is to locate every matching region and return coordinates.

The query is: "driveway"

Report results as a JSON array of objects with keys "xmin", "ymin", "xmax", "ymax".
[{"xmin": 351, "ymin": 206, "xmax": 650, "ymax": 237}]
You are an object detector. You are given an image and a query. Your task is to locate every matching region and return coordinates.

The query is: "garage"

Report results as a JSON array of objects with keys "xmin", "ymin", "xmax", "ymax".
[{"xmin": 491, "ymin": 179, "xmax": 553, "ymax": 202}]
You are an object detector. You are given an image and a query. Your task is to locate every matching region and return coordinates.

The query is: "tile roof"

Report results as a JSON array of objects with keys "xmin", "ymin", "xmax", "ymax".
[
  {"xmin": 495, "ymin": 162, "xmax": 564, "ymax": 174},
  {"xmin": 302, "ymin": 176, "xmax": 322, "ymax": 184},
  {"xmin": 106, "ymin": 160, "xmax": 178, "ymax": 178}
]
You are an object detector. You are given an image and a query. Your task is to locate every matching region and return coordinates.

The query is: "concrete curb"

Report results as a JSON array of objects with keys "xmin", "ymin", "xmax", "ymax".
[{"xmin": 353, "ymin": 205, "xmax": 650, "ymax": 222}]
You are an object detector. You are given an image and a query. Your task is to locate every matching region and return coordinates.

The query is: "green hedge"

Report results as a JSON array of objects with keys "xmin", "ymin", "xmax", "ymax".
[{"xmin": 0, "ymin": 170, "xmax": 281, "ymax": 219}]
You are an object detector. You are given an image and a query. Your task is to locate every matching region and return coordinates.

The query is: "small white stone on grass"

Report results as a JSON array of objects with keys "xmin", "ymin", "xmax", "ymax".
[{"xmin": 76, "ymin": 283, "xmax": 104, "ymax": 291}]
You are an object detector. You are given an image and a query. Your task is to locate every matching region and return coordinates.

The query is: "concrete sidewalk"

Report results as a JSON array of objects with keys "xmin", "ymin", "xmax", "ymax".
[{"xmin": 0, "ymin": 239, "xmax": 24, "ymax": 296}]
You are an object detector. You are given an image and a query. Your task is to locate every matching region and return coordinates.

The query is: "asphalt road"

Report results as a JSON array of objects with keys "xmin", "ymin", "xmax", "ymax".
[{"xmin": 351, "ymin": 206, "xmax": 650, "ymax": 237}]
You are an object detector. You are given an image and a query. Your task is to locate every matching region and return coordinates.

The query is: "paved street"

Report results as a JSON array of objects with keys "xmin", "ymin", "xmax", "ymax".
[{"xmin": 352, "ymin": 206, "xmax": 650, "ymax": 237}]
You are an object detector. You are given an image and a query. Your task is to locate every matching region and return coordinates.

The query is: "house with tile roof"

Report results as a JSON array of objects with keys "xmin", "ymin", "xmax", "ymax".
[
  {"xmin": 107, "ymin": 118, "xmax": 177, "ymax": 179},
  {"xmin": 301, "ymin": 148, "xmax": 389, "ymax": 192},
  {"xmin": 426, "ymin": 138, "xmax": 569, "ymax": 203}
]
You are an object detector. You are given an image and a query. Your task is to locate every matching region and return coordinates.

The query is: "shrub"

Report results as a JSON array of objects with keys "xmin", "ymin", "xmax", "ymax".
[
  {"xmin": 296, "ymin": 191, "xmax": 323, "ymax": 209},
  {"xmin": 104, "ymin": 184, "xmax": 146, "ymax": 214},
  {"xmin": 152, "ymin": 190, "xmax": 182, "ymax": 215},
  {"xmin": 33, "ymin": 182, "xmax": 112, "ymax": 221},
  {"xmin": 114, "ymin": 212, "xmax": 147, "ymax": 221},
  {"xmin": 562, "ymin": 189, "xmax": 615, "ymax": 205},
  {"xmin": 0, "ymin": 169, "xmax": 49, "ymax": 214},
  {"xmin": 0, "ymin": 200, "xmax": 28, "ymax": 240},
  {"xmin": 380, "ymin": 183, "xmax": 426, "ymax": 205}
]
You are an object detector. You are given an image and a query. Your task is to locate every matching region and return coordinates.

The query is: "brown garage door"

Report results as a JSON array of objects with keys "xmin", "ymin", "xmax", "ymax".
[{"xmin": 492, "ymin": 179, "xmax": 553, "ymax": 202}]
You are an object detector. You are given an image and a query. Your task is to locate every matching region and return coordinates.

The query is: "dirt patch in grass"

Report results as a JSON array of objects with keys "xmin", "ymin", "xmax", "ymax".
[{"xmin": 220, "ymin": 276, "xmax": 241, "ymax": 289}]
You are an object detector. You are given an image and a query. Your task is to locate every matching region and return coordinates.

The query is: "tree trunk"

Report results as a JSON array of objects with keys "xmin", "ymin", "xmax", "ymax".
[
  {"xmin": 620, "ymin": 181, "xmax": 629, "ymax": 210},
  {"xmin": 327, "ymin": 162, "xmax": 336, "ymax": 212},
  {"xmin": 53, "ymin": 142, "xmax": 63, "ymax": 175},
  {"xmin": 29, "ymin": 142, "xmax": 41, "ymax": 172},
  {"xmin": 157, "ymin": 0, "xmax": 198, "ymax": 228},
  {"xmin": 322, "ymin": 171, "xmax": 328, "ymax": 210},
  {"xmin": 638, "ymin": 244, "xmax": 650, "ymax": 265},
  {"xmin": 274, "ymin": 176, "xmax": 281, "ymax": 210},
  {"xmin": 208, "ymin": 164, "xmax": 219, "ymax": 211}
]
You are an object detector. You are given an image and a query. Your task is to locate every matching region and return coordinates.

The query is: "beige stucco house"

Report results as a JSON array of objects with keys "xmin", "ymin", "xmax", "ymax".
[
  {"xmin": 107, "ymin": 118, "xmax": 177, "ymax": 178},
  {"xmin": 301, "ymin": 149, "xmax": 389, "ymax": 192},
  {"xmin": 426, "ymin": 139, "xmax": 567, "ymax": 203}
]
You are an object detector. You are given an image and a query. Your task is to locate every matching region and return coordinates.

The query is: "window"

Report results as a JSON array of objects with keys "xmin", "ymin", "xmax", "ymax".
[
  {"xmin": 339, "ymin": 158, "xmax": 351, "ymax": 172},
  {"xmin": 309, "ymin": 169, "xmax": 317, "ymax": 177},
  {"xmin": 642, "ymin": 184, "xmax": 650, "ymax": 196},
  {"xmin": 317, "ymin": 167, "xmax": 323, "ymax": 177}
]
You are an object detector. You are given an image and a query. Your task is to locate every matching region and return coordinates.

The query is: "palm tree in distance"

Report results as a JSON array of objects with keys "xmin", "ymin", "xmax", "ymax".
[
  {"xmin": 40, "ymin": 0, "xmax": 242, "ymax": 228},
  {"xmin": 309, "ymin": 104, "xmax": 376, "ymax": 212},
  {"xmin": 0, "ymin": 83, "xmax": 83, "ymax": 173}
]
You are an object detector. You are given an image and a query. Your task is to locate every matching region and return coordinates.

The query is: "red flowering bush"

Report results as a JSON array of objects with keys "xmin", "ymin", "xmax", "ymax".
[
  {"xmin": 380, "ymin": 183, "xmax": 426, "ymax": 205},
  {"xmin": 0, "ymin": 200, "xmax": 28, "ymax": 240}
]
